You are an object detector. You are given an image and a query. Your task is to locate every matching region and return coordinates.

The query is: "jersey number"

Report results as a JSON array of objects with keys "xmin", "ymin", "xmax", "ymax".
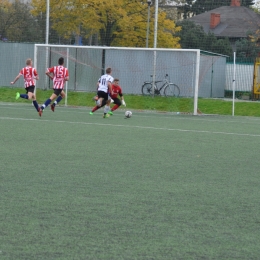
[
  {"xmin": 25, "ymin": 68, "xmax": 31, "ymax": 78},
  {"xmin": 101, "ymin": 78, "xmax": 106, "ymax": 86},
  {"xmin": 57, "ymin": 67, "xmax": 64, "ymax": 78}
]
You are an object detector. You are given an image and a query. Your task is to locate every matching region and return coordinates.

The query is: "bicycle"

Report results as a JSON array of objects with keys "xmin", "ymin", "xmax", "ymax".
[{"xmin": 141, "ymin": 74, "xmax": 180, "ymax": 97}]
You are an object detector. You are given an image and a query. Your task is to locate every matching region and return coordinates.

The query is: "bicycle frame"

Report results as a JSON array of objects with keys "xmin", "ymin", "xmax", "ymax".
[
  {"xmin": 144, "ymin": 74, "xmax": 168, "ymax": 82},
  {"xmin": 142, "ymin": 73, "xmax": 180, "ymax": 97},
  {"xmin": 156, "ymin": 81, "xmax": 169, "ymax": 92}
]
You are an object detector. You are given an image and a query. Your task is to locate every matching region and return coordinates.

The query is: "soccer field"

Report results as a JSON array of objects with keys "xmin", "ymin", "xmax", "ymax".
[{"xmin": 1, "ymin": 102, "xmax": 260, "ymax": 259}]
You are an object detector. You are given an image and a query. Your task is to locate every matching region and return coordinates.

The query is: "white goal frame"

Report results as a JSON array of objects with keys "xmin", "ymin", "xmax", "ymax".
[{"xmin": 34, "ymin": 44, "xmax": 200, "ymax": 115}]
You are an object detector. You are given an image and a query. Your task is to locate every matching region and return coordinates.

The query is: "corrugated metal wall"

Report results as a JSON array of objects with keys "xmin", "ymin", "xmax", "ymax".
[
  {"xmin": 0, "ymin": 43, "xmax": 35, "ymax": 88},
  {"xmin": 226, "ymin": 63, "xmax": 254, "ymax": 92},
  {"xmin": 1, "ymin": 43, "xmax": 252, "ymax": 96}
]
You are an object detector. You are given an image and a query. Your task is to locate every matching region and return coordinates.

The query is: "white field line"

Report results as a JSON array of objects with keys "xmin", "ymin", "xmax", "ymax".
[
  {"xmin": 1, "ymin": 103, "xmax": 260, "ymax": 125},
  {"xmin": 1, "ymin": 116, "xmax": 260, "ymax": 138}
]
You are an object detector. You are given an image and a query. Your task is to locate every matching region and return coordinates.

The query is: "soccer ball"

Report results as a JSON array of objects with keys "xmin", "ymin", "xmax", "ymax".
[{"xmin": 125, "ymin": 111, "xmax": 132, "ymax": 118}]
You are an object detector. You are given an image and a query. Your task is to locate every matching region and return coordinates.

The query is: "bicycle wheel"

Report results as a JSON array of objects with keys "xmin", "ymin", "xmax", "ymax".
[
  {"xmin": 142, "ymin": 83, "xmax": 153, "ymax": 95},
  {"xmin": 164, "ymin": 83, "xmax": 180, "ymax": 97}
]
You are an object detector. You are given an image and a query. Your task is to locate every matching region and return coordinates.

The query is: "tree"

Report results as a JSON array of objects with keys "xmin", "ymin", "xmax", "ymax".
[
  {"xmin": 251, "ymin": 1, "xmax": 260, "ymax": 14},
  {"xmin": 30, "ymin": 0, "xmax": 181, "ymax": 48},
  {"xmin": 235, "ymin": 37, "xmax": 260, "ymax": 58},
  {"xmin": 0, "ymin": 0, "xmax": 42, "ymax": 42},
  {"xmin": 210, "ymin": 37, "xmax": 232, "ymax": 55},
  {"xmin": 176, "ymin": 20, "xmax": 232, "ymax": 56},
  {"xmin": 176, "ymin": 20, "xmax": 206, "ymax": 49},
  {"xmin": 242, "ymin": 0, "xmax": 254, "ymax": 7},
  {"xmin": 113, "ymin": 6, "xmax": 181, "ymax": 48},
  {"xmin": 0, "ymin": 0, "xmax": 12, "ymax": 41},
  {"xmin": 167, "ymin": 0, "xmax": 194, "ymax": 20},
  {"xmin": 8, "ymin": 1, "xmax": 40, "ymax": 42}
]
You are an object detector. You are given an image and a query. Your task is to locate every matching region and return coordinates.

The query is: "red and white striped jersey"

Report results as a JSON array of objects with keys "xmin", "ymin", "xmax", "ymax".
[
  {"xmin": 47, "ymin": 66, "xmax": 69, "ymax": 89},
  {"xmin": 19, "ymin": 66, "xmax": 38, "ymax": 88}
]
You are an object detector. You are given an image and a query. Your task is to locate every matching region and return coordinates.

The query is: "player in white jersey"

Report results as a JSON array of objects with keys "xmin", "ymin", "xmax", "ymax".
[{"xmin": 90, "ymin": 67, "xmax": 113, "ymax": 118}]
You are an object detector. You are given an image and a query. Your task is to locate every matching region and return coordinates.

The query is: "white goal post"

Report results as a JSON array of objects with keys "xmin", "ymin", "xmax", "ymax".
[{"xmin": 34, "ymin": 44, "xmax": 200, "ymax": 115}]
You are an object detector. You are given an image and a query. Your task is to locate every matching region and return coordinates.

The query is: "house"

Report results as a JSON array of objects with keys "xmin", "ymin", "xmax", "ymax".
[
  {"xmin": 159, "ymin": 0, "xmax": 192, "ymax": 21},
  {"xmin": 188, "ymin": 0, "xmax": 260, "ymax": 49},
  {"xmin": 158, "ymin": 0, "xmax": 180, "ymax": 21}
]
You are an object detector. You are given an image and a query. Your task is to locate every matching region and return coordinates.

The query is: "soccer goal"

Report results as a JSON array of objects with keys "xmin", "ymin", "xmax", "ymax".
[{"xmin": 34, "ymin": 44, "xmax": 200, "ymax": 115}]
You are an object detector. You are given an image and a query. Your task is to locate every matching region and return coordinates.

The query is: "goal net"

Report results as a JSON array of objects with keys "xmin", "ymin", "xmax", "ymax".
[{"xmin": 34, "ymin": 44, "xmax": 200, "ymax": 115}]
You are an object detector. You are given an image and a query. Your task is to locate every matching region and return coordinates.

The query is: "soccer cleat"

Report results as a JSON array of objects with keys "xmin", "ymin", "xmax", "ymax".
[
  {"xmin": 89, "ymin": 112, "xmax": 93, "ymax": 115},
  {"xmin": 15, "ymin": 92, "xmax": 20, "ymax": 100},
  {"xmin": 103, "ymin": 114, "xmax": 110, "ymax": 118},
  {"xmin": 108, "ymin": 111, "xmax": 113, "ymax": 115},
  {"xmin": 51, "ymin": 104, "xmax": 55, "ymax": 112},
  {"xmin": 38, "ymin": 108, "xmax": 42, "ymax": 117}
]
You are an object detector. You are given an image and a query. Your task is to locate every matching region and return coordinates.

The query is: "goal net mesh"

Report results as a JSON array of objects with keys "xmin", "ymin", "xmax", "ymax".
[{"xmin": 35, "ymin": 45, "xmax": 200, "ymax": 114}]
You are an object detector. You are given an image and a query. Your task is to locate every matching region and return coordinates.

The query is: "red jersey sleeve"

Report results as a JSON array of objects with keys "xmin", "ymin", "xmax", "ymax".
[
  {"xmin": 65, "ymin": 68, "xmax": 69, "ymax": 77},
  {"xmin": 118, "ymin": 86, "xmax": 122, "ymax": 96},
  {"xmin": 47, "ymin": 67, "xmax": 54, "ymax": 73},
  {"xmin": 33, "ymin": 68, "xmax": 38, "ymax": 77}
]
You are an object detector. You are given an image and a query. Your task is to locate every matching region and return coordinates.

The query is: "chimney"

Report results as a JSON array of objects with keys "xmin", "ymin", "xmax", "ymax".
[
  {"xmin": 210, "ymin": 13, "xmax": 220, "ymax": 29},
  {"xmin": 231, "ymin": 0, "xmax": 240, "ymax": 6}
]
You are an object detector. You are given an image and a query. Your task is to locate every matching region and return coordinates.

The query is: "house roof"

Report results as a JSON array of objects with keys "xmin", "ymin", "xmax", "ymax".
[{"xmin": 188, "ymin": 6, "xmax": 260, "ymax": 38}]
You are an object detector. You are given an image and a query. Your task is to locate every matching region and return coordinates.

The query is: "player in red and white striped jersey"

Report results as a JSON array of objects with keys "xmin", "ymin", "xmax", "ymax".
[
  {"xmin": 39, "ymin": 57, "xmax": 69, "ymax": 116},
  {"xmin": 10, "ymin": 58, "xmax": 41, "ymax": 114}
]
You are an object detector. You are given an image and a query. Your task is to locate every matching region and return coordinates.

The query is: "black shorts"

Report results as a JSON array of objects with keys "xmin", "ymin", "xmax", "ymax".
[
  {"xmin": 97, "ymin": 91, "xmax": 108, "ymax": 100},
  {"xmin": 113, "ymin": 98, "xmax": 122, "ymax": 106},
  {"xmin": 53, "ymin": 89, "xmax": 63, "ymax": 96},
  {"xmin": 26, "ymin": 86, "xmax": 35, "ymax": 94}
]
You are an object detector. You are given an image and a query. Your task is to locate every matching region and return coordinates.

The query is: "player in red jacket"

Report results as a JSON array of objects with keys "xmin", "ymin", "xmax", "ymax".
[{"xmin": 108, "ymin": 78, "xmax": 126, "ymax": 115}]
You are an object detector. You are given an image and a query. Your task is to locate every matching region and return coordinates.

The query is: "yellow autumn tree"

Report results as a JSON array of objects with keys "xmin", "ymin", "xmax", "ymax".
[
  {"xmin": 0, "ymin": 0, "xmax": 42, "ymax": 42},
  {"xmin": 31, "ymin": 0, "xmax": 181, "ymax": 48},
  {"xmin": 0, "ymin": 0, "xmax": 12, "ymax": 40}
]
